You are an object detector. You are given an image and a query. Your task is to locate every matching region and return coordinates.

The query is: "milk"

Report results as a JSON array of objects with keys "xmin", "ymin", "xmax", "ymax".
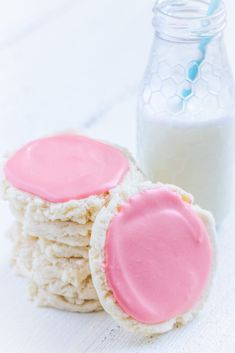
[
  {"xmin": 138, "ymin": 114, "xmax": 235, "ymax": 223},
  {"xmin": 138, "ymin": 0, "xmax": 235, "ymax": 223}
]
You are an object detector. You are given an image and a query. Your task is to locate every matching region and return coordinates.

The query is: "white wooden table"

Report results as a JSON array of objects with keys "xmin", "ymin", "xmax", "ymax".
[{"xmin": 0, "ymin": 1, "xmax": 235, "ymax": 352}]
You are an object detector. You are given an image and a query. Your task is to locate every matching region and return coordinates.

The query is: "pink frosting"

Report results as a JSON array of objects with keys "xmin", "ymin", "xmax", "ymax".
[
  {"xmin": 4, "ymin": 134, "xmax": 129, "ymax": 202},
  {"xmin": 105, "ymin": 188, "xmax": 212, "ymax": 324}
]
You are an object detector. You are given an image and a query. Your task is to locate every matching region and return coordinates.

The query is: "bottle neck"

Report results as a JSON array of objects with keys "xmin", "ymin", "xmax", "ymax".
[{"xmin": 152, "ymin": 0, "xmax": 226, "ymax": 43}]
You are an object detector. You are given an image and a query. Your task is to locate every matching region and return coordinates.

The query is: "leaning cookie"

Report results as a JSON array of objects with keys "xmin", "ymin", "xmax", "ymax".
[{"xmin": 89, "ymin": 181, "xmax": 216, "ymax": 336}]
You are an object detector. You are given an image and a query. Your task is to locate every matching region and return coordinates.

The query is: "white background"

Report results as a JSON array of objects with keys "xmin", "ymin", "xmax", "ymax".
[{"xmin": 0, "ymin": 1, "xmax": 235, "ymax": 352}]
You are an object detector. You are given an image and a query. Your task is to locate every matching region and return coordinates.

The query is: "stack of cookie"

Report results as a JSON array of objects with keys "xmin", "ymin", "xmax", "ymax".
[
  {"xmin": 4, "ymin": 188, "xmax": 105, "ymax": 312},
  {"xmin": 2, "ymin": 134, "xmax": 143, "ymax": 313},
  {"xmin": 1, "ymin": 133, "xmax": 216, "ymax": 337}
]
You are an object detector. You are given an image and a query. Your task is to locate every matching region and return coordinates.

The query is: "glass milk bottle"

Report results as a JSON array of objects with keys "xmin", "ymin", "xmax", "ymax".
[{"xmin": 137, "ymin": 0, "xmax": 235, "ymax": 224}]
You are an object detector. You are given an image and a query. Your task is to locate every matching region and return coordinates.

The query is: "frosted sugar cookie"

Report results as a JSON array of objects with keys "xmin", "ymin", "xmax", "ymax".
[
  {"xmin": 2, "ymin": 134, "xmax": 142, "ymax": 223},
  {"xmin": 89, "ymin": 182, "xmax": 216, "ymax": 335}
]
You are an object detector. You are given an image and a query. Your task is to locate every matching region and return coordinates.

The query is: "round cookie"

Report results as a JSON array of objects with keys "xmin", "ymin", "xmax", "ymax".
[
  {"xmin": 2, "ymin": 134, "xmax": 143, "ymax": 224},
  {"xmin": 89, "ymin": 182, "xmax": 216, "ymax": 336},
  {"xmin": 4, "ymin": 134, "xmax": 130, "ymax": 202}
]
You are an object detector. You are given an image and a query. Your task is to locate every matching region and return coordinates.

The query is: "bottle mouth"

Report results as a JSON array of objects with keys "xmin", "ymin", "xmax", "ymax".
[{"xmin": 153, "ymin": 0, "xmax": 226, "ymax": 42}]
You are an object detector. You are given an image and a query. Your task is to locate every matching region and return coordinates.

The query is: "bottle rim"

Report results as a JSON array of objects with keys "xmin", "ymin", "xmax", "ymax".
[{"xmin": 153, "ymin": 0, "xmax": 226, "ymax": 42}]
